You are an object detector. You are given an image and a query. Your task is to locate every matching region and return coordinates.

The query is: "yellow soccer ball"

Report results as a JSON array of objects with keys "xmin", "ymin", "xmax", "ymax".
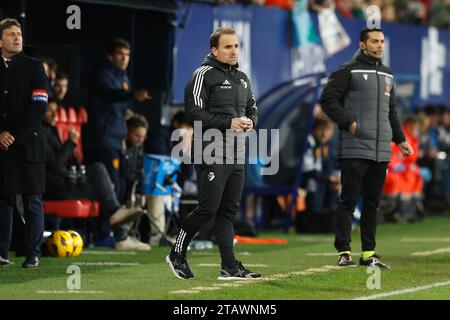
[
  {"xmin": 47, "ymin": 230, "xmax": 74, "ymax": 257},
  {"xmin": 67, "ymin": 230, "xmax": 84, "ymax": 257}
]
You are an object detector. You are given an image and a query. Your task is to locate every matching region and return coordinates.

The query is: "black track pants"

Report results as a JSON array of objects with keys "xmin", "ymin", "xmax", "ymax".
[
  {"xmin": 172, "ymin": 163, "xmax": 244, "ymax": 269},
  {"xmin": 334, "ymin": 159, "xmax": 388, "ymax": 253}
]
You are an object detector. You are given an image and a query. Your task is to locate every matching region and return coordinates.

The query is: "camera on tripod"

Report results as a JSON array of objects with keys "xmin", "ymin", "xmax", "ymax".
[
  {"xmin": 140, "ymin": 154, "xmax": 182, "ymax": 246},
  {"xmin": 141, "ymin": 154, "xmax": 181, "ymax": 196}
]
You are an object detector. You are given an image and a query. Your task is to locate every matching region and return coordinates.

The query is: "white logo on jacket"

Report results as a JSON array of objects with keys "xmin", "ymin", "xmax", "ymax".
[
  {"xmin": 207, "ymin": 172, "xmax": 215, "ymax": 182},
  {"xmin": 363, "ymin": 74, "xmax": 368, "ymax": 80},
  {"xmin": 220, "ymin": 79, "xmax": 232, "ymax": 89}
]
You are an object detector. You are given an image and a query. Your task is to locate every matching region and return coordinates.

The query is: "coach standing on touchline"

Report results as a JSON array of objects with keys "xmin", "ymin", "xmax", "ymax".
[
  {"xmin": 166, "ymin": 27, "xmax": 261, "ymax": 281},
  {"xmin": 0, "ymin": 18, "xmax": 49, "ymax": 268},
  {"xmin": 319, "ymin": 28, "xmax": 413, "ymax": 269}
]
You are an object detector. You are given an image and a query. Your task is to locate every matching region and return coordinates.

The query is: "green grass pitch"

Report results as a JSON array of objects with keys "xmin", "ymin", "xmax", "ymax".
[{"xmin": 1, "ymin": 216, "xmax": 450, "ymax": 300}]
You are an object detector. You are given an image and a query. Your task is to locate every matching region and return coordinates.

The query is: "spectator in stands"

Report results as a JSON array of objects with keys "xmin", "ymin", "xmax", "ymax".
[
  {"xmin": 143, "ymin": 112, "xmax": 195, "ymax": 245},
  {"xmin": 437, "ymin": 108, "xmax": 450, "ymax": 152},
  {"xmin": 147, "ymin": 111, "xmax": 194, "ymax": 188},
  {"xmin": 42, "ymin": 99, "xmax": 150, "ymax": 250},
  {"xmin": 53, "ymin": 72, "xmax": 71, "ymax": 107},
  {"xmin": 417, "ymin": 110, "xmax": 438, "ymax": 160},
  {"xmin": 122, "ymin": 114, "xmax": 148, "ymax": 203},
  {"xmin": 335, "ymin": 0, "xmax": 355, "ymax": 18},
  {"xmin": 264, "ymin": 0, "xmax": 295, "ymax": 10},
  {"xmin": 399, "ymin": 115, "xmax": 424, "ymax": 221},
  {"xmin": 429, "ymin": 0, "xmax": 450, "ymax": 28},
  {"xmin": 381, "ymin": 3, "xmax": 398, "ymax": 23},
  {"xmin": 437, "ymin": 109, "xmax": 450, "ymax": 206},
  {"xmin": 219, "ymin": 0, "xmax": 267, "ymax": 5},
  {"xmin": 85, "ymin": 38, "xmax": 151, "ymax": 204},
  {"xmin": 308, "ymin": 0, "xmax": 332, "ymax": 12},
  {"xmin": 398, "ymin": 0, "xmax": 426, "ymax": 24},
  {"xmin": 301, "ymin": 118, "xmax": 340, "ymax": 212},
  {"xmin": 351, "ymin": 0, "xmax": 367, "ymax": 20},
  {"xmin": 123, "ymin": 114, "xmax": 172, "ymax": 246},
  {"xmin": 40, "ymin": 56, "xmax": 58, "ymax": 98},
  {"xmin": 381, "ymin": 115, "xmax": 424, "ymax": 223}
]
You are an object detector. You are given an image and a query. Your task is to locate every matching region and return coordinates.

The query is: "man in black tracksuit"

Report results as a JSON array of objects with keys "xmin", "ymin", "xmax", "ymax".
[
  {"xmin": 166, "ymin": 27, "xmax": 261, "ymax": 280},
  {"xmin": 319, "ymin": 28, "xmax": 413, "ymax": 269}
]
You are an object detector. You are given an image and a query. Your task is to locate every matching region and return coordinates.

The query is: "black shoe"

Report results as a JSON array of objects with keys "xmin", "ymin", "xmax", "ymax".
[
  {"xmin": 0, "ymin": 256, "xmax": 11, "ymax": 267},
  {"xmin": 22, "ymin": 256, "xmax": 40, "ymax": 268},
  {"xmin": 166, "ymin": 253, "xmax": 194, "ymax": 280},
  {"xmin": 337, "ymin": 253, "xmax": 357, "ymax": 267},
  {"xmin": 359, "ymin": 254, "xmax": 390, "ymax": 269},
  {"xmin": 217, "ymin": 260, "xmax": 262, "ymax": 280}
]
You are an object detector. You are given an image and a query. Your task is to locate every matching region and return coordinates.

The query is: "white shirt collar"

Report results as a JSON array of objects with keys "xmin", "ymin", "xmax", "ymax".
[{"xmin": 2, "ymin": 55, "xmax": 11, "ymax": 68}]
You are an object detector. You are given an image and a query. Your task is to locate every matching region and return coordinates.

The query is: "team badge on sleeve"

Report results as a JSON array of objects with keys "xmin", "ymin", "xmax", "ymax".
[
  {"xmin": 31, "ymin": 89, "xmax": 48, "ymax": 103},
  {"xmin": 240, "ymin": 78, "xmax": 248, "ymax": 89}
]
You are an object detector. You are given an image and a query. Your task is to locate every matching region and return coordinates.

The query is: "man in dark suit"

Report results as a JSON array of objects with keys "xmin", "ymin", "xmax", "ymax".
[{"xmin": 0, "ymin": 18, "xmax": 49, "ymax": 268}]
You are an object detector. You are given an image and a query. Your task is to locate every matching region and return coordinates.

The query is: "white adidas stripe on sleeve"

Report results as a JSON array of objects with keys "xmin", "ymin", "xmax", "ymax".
[{"xmin": 193, "ymin": 66, "xmax": 212, "ymax": 108}]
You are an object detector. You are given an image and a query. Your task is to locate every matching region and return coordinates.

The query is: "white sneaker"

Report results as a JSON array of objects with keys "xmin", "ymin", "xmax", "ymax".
[
  {"xmin": 109, "ymin": 207, "xmax": 143, "ymax": 227},
  {"xmin": 129, "ymin": 236, "xmax": 151, "ymax": 251},
  {"xmin": 115, "ymin": 237, "xmax": 150, "ymax": 251},
  {"xmin": 115, "ymin": 237, "xmax": 137, "ymax": 251}
]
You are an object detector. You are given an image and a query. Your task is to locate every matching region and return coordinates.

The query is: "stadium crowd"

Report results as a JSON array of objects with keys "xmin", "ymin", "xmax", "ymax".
[{"xmin": 202, "ymin": 0, "xmax": 450, "ymax": 28}]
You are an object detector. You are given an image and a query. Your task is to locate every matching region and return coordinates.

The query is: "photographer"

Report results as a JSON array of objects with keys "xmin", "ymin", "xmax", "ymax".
[{"xmin": 43, "ymin": 99, "xmax": 150, "ymax": 251}]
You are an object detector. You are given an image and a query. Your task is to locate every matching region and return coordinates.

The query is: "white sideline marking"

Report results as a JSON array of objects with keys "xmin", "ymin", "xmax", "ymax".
[
  {"xmin": 236, "ymin": 252, "xmax": 252, "ymax": 256},
  {"xmin": 37, "ymin": 290, "xmax": 106, "ymax": 294},
  {"xmin": 293, "ymin": 236, "xmax": 334, "ymax": 242},
  {"xmin": 213, "ymin": 283, "xmax": 242, "ymax": 288},
  {"xmin": 411, "ymin": 247, "xmax": 450, "ymax": 256},
  {"xmin": 82, "ymin": 250, "xmax": 137, "ymax": 255},
  {"xmin": 74, "ymin": 262, "xmax": 141, "ymax": 266},
  {"xmin": 306, "ymin": 252, "xmax": 361, "ymax": 257},
  {"xmin": 353, "ymin": 280, "xmax": 450, "ymax": 300},
  {"xmin": 306, "ymin": 252, "xmax": 359, "ymax": 257},
  {"xmin": 402, "ymin": 237, "xmax": 450, "ymax": 243},
  {"xmin": 168, "ymin": 265, "xmax": 341, "ymax": 295},
  {"xmin": 170, "ymin": 289, "xmax": 201, "ymax": 294},
  {"xmin": 191, "ymin": 286, "xmax": 221, "ymax": 291},
  {"xmin": 198, "ymin": 263, "xmax": 268, "ymax": 267},
  {"xmin": 192, "ymin": 251, "xmax": 251, "ymax": 256}
]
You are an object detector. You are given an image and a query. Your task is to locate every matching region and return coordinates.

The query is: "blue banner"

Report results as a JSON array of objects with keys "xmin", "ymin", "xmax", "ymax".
[
  {"xmin": 173, "ymin": 3, "xmax": 450, "ymax": 109},
  {"xmin": 173, "ymin": 3, "xmax": 290, "ymax": 102}
]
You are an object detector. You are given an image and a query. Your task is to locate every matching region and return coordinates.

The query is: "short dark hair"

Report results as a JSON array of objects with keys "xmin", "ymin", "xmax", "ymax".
[
  {"xmin": 171, "ymin": 111, "xmax": 189, "ymax": 128},
  {"xmin": 107, "ymin": 38, "xmax": 131, "ymax": 55},
  {"xmin": 55, "ymin": 72, "xmax": 69, "ymax": 82},
  {"xmin": 360, "ymin": 28, "xmax": 384, "ymax": 42},
  {"xmin": 209, "ymin": 27, "xmax": 236, "ymax": 49},
  {"xmin": 0, "ymin": 18, "xmax": 21, "ymax": 37},
  {"xmin": 40, "ymin": 56, "xmax": 58, "ymax": 70},
  {"xmin": 127, "ymin": 114, "xmax": 149, "ymax": 131}
]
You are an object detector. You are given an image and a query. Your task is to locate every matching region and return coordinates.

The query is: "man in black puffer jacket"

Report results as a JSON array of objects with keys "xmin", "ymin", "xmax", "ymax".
[
  {"xmin": 166, "ymin": 27, "xmax": 261, "ymax": 281},
  {"xmin": 319, "ymin": 28, "xmax": 413, "ymax": 269}
]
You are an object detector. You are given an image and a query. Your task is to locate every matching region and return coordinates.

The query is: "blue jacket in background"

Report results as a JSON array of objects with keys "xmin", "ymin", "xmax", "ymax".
[{"xmin": 85, "ymin": 60, "xmax": 133, "ymax": 151}]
